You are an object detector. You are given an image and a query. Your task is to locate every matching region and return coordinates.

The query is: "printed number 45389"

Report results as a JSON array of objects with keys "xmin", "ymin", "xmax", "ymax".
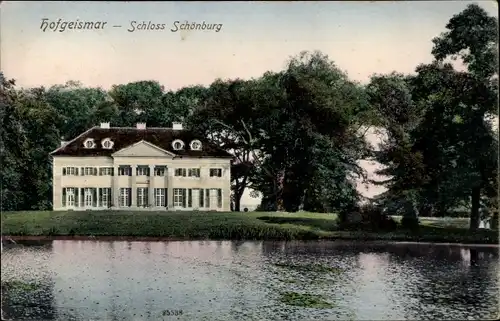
[{"xmin": 162, "ymin": 309, "xmax": 183, "ymax": 316}]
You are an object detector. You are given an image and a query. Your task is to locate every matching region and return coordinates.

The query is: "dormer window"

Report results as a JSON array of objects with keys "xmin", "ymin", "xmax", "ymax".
[
  {"xmin": 190, "ymin": 140, "xmax": 202, "ymax": 151},
  {"xmin": 83, "ymin": 138, "xmax": 96, "ymax": 149},
  {"xmin": 172, "ymin": 139, "xmax": 184, "ymax": 150},
  {"xmin": 102, "ymin": 138, "xmax": 114, "ymax": 149}
]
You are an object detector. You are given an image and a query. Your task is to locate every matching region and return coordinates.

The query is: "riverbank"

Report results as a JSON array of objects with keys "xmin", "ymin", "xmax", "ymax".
[{"xmin": 1, "ymin": 211, "xmax": 497, "ymax": 244}]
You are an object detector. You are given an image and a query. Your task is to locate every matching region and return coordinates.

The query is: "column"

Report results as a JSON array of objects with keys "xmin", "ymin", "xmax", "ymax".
[
  {"xmin": 131, "ymin": 166, "xmax": 137, "ymax": 207},
  {"xmin": 149, "ymin": 165, "xmax": 155, "ymax": 208},
  {"xmin": 113, "ymin": 166, "xmax": 119, "ymax": 208},
  {"xmin": 222, "ymin": 185, "xmax": 231, "ymax": 212},
  {"xmin": 166, "ymin": 167, "xmax": 173, "ymax": 210},
  {"xmin": 96, "ymin": 188, "xmax": 100, "ymax": 209}
]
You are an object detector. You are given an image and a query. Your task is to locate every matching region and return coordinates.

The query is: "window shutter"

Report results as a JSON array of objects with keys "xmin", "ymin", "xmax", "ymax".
[
  {"xmin": 199, "ymin": 188, "xmax": 204, "ymax": 208},
  {"xmin": 75, "ymin": 168, "xmax": 79, "ymax": 176},
  {"xmin": 94, "ymin": 168, "xmax": 98, "ymax": 176},
  {"xmin": 62, "ymin": 168, "xmax": 67, "ymax": 176},
  {"xmin": 62, "ymin": 188, "xmax": 66, "ymax": 207},
  {"xmin": 129, "ymin": 167, "xmax": 132, "ymax": 176},
  {"xmin": 217, "ymin": 189, "xmax": 222, "ymax": 208},
  {"xmin": 182, "ymin": 189, "xmax": 187, "ymax": 208},
  {"xmin": 74, "ymin": 188, "xmax": 79, "ymax": 206},
  {"xmin": 81, "ymin": 167, "xmax": 85, "ymax": 176}
]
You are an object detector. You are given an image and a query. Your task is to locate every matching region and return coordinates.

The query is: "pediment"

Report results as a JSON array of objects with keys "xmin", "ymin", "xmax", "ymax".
[{"xmin": 112, "ymin": 140, "xmax": 176, "ymax": 157}]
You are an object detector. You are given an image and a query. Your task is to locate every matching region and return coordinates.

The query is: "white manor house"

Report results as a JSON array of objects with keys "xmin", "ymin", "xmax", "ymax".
[{"xmin": 50, "ymin": 122, "xmax": 232, "ymax": 211}]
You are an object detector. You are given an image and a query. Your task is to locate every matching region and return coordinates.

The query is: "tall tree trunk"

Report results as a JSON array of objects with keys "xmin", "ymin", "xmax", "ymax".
[
  {"xmin": 232, "ymin": 176, "xmax": 247, "ymax": 212},
  {"xmin": 469, "ymin": 186, "xmax": 481, "ymax": 230},
  {"xmin": 234, "ymin": 194, "xmax": 242, "ymax": 212}
]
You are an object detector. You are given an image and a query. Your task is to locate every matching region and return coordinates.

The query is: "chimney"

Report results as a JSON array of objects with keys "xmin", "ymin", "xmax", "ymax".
[
  {"xmin": 136, "ymin": 123, "xmax": 146, "ymax": 130},
  {"xmin": 60, "ymin": 141, "xmax": 68, "ymax": 147},
  {"xmin": 100, "ymin": 122, "xmax": 110, "ymax": 129},
  {"xmin": 172, "ymin": 122, "xmax": 183, "ymax": 130}
]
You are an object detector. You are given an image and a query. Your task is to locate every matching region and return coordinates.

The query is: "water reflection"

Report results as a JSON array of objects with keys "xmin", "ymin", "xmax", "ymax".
[{"xmin": 1, "ymin": 240, "xmax": 498, "ymax": 320}]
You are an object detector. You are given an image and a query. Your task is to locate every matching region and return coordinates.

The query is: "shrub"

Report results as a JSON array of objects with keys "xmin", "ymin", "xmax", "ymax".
[
  {"xmin": 339, "ymin": 204, "xmax": 397, "ymax": 231},
  {"xmin": 401, "ymin": 216, "xmax": 420, "ymax": 230}
]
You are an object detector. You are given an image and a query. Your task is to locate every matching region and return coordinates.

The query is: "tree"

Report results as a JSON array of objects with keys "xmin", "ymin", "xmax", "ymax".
[
  {"xmin": 0, "ymin": 74, "xmax": 29, "ymax": 211},
  {"xmin": 46, "ymin": 82, "xmax": 111, "ymax": 139},
  {"xmin": 107, "ymin": 81, "xmax": 165, "ymax": 127},
  {"xmin": 366, "ymin": 73, "xmax": 425, "ymax": 227},
  {"xmin": 257, "ymin": 51, "xmax": 370, "ymax": 214},
  {"xmin": 429, "ymin": 3, "xmax": 498, "ymax": 230},
  {"xmin": 1, "ymin": 74, "xmax": 61, "ymax": 211},
  {"xmin": 188, "ymin": 77, "xmax": 280, "ymax": 211}
]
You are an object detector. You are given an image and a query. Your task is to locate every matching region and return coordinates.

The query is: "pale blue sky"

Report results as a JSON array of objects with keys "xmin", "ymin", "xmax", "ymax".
[{"xmin": 1, "ymin": 1, "xmax": 498, "ymax": 90}]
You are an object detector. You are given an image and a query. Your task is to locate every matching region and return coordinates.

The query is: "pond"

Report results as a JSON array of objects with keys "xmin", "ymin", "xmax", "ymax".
[{"xmin": 1, "ymin": 240, "xmax": 498, "ymax": 320}]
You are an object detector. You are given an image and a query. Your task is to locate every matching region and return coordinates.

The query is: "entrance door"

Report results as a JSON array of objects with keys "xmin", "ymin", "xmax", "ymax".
[
  {"xmin": 84, "ymin": 188, "xmax": 93, "ymax": 208},
  {"xmin": 66, "ymin": 188, "xmax": 75, "ymax": 209}
]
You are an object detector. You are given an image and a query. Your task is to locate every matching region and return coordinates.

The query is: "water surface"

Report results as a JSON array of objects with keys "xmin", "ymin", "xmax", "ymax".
[{"xmin": 1, "ymin": 240, "xmax": 498, "ymax": 320}]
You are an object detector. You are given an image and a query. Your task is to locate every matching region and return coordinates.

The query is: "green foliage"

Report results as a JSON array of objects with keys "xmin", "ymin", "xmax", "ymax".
[
  {"xmin": 1, "ymin": 211, "xmax": 497, "ymax": 243},
  {"xmin": 0, "ymin": 4, "xmax": 496, "ymax": 235},
  {"xmin": 366, "ymin": 4, "xmax": 498, "ymax": 231}
]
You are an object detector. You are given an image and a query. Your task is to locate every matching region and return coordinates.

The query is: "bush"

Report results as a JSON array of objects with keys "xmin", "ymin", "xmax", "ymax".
[
  {"xmin": 340, "ymin": 204, "xmax": 397, "ymax": 231},
  {"xmin": 401, "ymin": 216, "xmax": 420, "ymax": 230}
]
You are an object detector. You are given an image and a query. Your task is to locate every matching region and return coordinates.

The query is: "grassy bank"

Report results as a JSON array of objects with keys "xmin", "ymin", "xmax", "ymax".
[{"xmin": 1, "ymin": 211, "xmax": 497, "ymax": 244}]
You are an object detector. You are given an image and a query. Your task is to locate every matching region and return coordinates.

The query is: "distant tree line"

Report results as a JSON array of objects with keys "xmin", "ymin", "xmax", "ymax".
[{"xmin": 1, "ymin": 4, "xmax": 497, "ymax": 230}]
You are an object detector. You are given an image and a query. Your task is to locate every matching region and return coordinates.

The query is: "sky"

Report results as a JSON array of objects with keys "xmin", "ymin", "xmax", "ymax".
[{"xmin": 1, "ymin": 0, "xmax": 498, "ymax": 205}]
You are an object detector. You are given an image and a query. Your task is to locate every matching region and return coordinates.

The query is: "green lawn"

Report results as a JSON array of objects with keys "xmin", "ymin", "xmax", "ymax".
[{"xmin": 1, "ymin": 211, "xmax": 497, "ymax": 244}]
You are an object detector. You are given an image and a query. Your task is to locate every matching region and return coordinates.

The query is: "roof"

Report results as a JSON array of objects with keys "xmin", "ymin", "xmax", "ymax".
[{"xmin": 50, "ymin": 127, "xmax": 233, "ymax": 158}]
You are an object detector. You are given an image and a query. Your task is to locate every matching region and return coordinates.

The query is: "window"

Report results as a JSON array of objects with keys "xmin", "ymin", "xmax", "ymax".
[
  {"xmin": 118, "ymin": 166, "xmax": 131, "ymax": 176},
  {"xmin": 137, "ymin": 188, "xmax": 149, "ymax": 207},
  {"xmin": 99, "ymin": 167, "xmax": 114, "ymax": 176},
  {"xmin": 190, "ymin": 140, "xmax": 202, "ymax": 150},
  {"xmin": 62, "ymin": 187, "xmax": 77, "ymax": 208},
  {"xmin": 209, "ymin": 168, "xmax": 222, "ymax": 177},
  {"xmin": 188, "ymin": 168, "xmax": 200, "ymax": 177},
  {"xmin": 154, "ymin": 188, "xmax": 166, "ymax": 207},
  {"xmin": 83, "ymin": 138, "xmax": 96, "ymax": 148},
  {"xmin": 172, "ymin": 139, "xmax": 184, "ymax": 150},
  {"xmin": 63, "ymin": 167, "xmax": 79, "ymax": 176},
  {"xmin": 82, "ymin": 167, "xmax": 97, "ymax": 176},
  {"xmin": 217, "ymin": 189, "xmax": 222, "ymax": 208},
  {"xmin": 173, "ymin": 188, "xmax": 185, "ymax": 207},
  {"xmin": 175, "ymin": 168, "xmax": 186, "ymax": 177},
  {"xmin": 84, "ymin": 188, "xmax": 95, "ymax": 207},
  {"xmin": 99, "ymin": 188, "xmax": 111, "ymax": 207},
  {"xmin": 119, "ymin": 188, "xmax": 131, "ymax": 207},
  {"xmin": 102, "ymin": 138, "xmax": 114, "ymax": 149},
  {"xmin": 154, "ymin": 166, "xmax": 166, "ymax": 176},
  {"xmin": 136, "ymin": 166, "xmax": 150, "ymax": 176}
]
